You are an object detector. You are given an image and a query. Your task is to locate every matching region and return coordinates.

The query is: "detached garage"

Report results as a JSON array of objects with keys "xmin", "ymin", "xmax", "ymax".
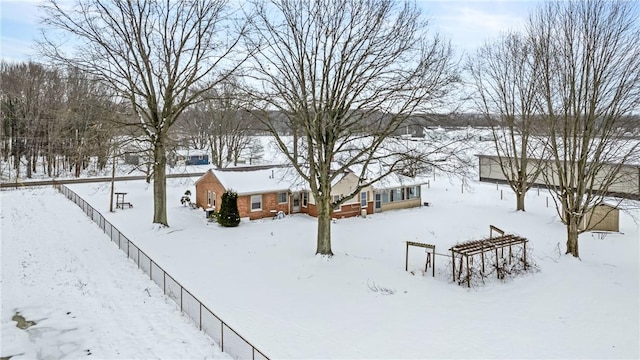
[{"xmin": 580, "ymin": 203, "xmax": 620, "ymax": 233}]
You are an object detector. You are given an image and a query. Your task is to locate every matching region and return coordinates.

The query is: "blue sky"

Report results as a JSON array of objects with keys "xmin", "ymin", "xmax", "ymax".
[
  {"xmin": 421, "ymin": 0, "xmax": 540, "ymax": 52},
  {"xmin": 0, "ymin": 0, "xmax": 540, "ymax": 63}
]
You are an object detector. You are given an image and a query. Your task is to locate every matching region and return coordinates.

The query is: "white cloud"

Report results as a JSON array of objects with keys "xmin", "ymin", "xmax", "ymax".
[
  {"xmin": 421, "ymin": 1, "xmax": 539, "ymax": 55},
  {"xmin": 0, "ymin": 36, "xmax": 41, "ymax": 63}
]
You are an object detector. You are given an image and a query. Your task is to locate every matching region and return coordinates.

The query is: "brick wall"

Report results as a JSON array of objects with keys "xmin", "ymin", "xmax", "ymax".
[
  {"xmin": 195, "ymin": 171, "xmax": 226, "ymax": 210},
  {"xmin": 239, "ymin": 192, "xmax": 291, "ymax": 220},
  {"xmin": 197, "ymin": 173, "xmax": 294, "ymax": 220}
]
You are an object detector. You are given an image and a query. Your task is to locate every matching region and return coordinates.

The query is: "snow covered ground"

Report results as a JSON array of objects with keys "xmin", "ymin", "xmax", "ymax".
[
  {"xmin": 2, "ymin": 170, "xmax": 636, "ymax": 358},
  {"xmin": 1, "ymin": 187, "xmax": 227, "ymax": 359}
]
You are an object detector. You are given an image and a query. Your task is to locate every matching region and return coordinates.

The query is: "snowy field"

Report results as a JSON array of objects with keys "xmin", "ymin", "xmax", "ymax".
[
  {"xmin": 2, "ymin": 169, "xmax": 637, "ymax": 358},
  {"xmin": 1, "ymin": 188, "xmax": 228, "ymax": 359}
]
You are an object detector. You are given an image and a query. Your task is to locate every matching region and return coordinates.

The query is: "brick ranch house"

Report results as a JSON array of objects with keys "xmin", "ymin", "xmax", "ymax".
[{"xmin": 195, "ymin": 165, "xmax": 428, "ymax": 220}]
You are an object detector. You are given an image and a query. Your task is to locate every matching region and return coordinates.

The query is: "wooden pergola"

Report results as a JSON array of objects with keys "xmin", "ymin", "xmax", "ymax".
[
  {"xmin": 450, "ymin": 226, "xmax": 528, "ymax": 287},
  {"xmin": 405, "ymin": 241, "xmax": 435, "ymax": 277}
]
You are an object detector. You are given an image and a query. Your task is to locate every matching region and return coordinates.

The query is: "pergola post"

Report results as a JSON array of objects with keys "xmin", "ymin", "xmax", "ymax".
[
  {"xmin": 466, "ymin": 254, "xmax": 470, "ymax": 288},
  {"xmin": 481, "ymin": 243, "xmax": 485, "ymax": 274},
  {"xmin": 495, "ymin": 248, "xmax": 499, "ymax": 279},
  {"xmin": 432, "ymin": 249, "xmax": 435, "ymax": 278},
  {"xmin": 405, "ymin": 242, "xmax": 409, "ymax": 272},
  {"xmin": 451, "ymin": 249, "xmax": 455, "ymax": 282}
]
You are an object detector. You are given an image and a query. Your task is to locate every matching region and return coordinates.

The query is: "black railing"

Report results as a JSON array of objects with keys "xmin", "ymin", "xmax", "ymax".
[{"xmin": 54, "ymin": 184, "xmax": 269, "ymax": 360}]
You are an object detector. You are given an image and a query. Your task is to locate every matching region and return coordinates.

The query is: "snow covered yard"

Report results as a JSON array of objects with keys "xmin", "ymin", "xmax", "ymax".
[
  {"xmin": 51, "ymin": 175, "xmax": 640, "ymax": 359},
  {"xmin": 1, "ymin": 187, "xmax": 227, "ymax": 360}
]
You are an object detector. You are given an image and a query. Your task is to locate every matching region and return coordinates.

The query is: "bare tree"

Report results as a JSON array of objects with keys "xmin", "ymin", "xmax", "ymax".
[
  {"xmin": 530, "ymin": 0, "xmax": 640, "ymax": 257},
  {"xmin": 40, "ymin": 0, "xmax": 246, "ymax": 226},
  {"xmin": 176, "ymin": 79, "xmax": 253, "ymax": 168},
  {"xmin": 1, "ymin": 61, "xmax": 124, "ymax": 180},
  {"xmin": 174, "ymin": 103, "xmax": 211, "ymax": 152},
  {"xmin": 0, "ymin": 61, "xmax": 62, "ymax": 180},
  {"xmin": 467, "ymin": 32, "xmax": 546, "ymax": 211},
  {"xmin": 59, "ymin": 66, "xmax": 123, "ymax": 177},
  {"xmin": 245, "ymin": 0, "xmax": 459, "ymax": 256}
]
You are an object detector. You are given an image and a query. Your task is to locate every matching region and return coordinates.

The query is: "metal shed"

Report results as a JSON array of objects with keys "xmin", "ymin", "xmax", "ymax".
[{"xmin": 580, "ymin": 203, "xmax": 620, "ymax": 233}]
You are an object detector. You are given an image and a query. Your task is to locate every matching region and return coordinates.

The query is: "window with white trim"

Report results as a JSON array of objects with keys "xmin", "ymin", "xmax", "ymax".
[
  {"xmin": 360, "ymin": 191, "xmax": 367, "ymax": 207},
  {"xmin": 302, "ymin": 192, "xmax": 308, "ymax": 207},
  {"xmin": 251, "ymin": 195, "xmax": 262, "ymax": 211},
  {"xmin": 207, "ymin": 191, "xmax": 216, "ymax": 209},
  {"xmin": 278, "ymin": 192, "xmax": 288, "ymax": 204},
  {"xmin": 407, "ymin": 186, "xmax": 420, "ymax": 199}
]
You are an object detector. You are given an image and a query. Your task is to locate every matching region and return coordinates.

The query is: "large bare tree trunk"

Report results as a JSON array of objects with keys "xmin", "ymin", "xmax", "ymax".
[
  {"xmin": 315, "ymin": 198, "xmax": 333, "ymax": 256},
  {"xmin": 516, "ymin": 191, "xmax": 526, "ymax": 211},
  {"xmin": 566, "ymin": 216, "xmax": 580, "ymax": 257},
  {"xmin": 153, "ymin": 138, "xmax": 168, "ymax": 226}
]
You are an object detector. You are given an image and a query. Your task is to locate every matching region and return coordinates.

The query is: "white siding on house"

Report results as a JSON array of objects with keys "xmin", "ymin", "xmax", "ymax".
[{"xmin": 308, "ymin": 172, "xmax": 374, "ymax": 206}]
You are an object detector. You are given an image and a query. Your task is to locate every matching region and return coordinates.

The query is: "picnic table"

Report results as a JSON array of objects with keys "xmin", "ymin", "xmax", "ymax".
[{"xmin": 115, "ymin": 192, "xmax": 133, "ymax": 209}]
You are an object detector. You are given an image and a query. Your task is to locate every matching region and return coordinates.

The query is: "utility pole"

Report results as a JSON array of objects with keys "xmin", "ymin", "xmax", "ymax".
[{"xmin": 109, "ymin": 144, "xmax": 116, "ymax": 212}]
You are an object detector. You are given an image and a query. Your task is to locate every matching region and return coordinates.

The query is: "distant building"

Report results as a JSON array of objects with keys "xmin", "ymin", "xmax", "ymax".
[
  {"xmin": 579, "ymin": 203, "xmax": 620, "ymax": 233},
  {"xmin": 175, "ymin": 150, "xmax": 209, "ymax": 166},
  {"xmin": 476, "ymin": 154, "xmax": 640, "ymax": 200}
]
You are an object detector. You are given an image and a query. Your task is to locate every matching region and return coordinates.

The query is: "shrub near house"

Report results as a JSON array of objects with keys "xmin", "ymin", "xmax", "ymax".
[{"xmin": 217, "ymin": 191, "xmax": 240, "ymax": 227}]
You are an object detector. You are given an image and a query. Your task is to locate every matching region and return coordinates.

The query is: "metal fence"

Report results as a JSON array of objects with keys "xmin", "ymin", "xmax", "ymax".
[{"xmin": 54, "ymin": 184, "xmax": 269, "ymax": 360}]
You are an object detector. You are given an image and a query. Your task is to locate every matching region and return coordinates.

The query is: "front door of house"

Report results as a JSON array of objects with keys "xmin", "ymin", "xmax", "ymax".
[
  {"xmin": 374, "ymin": 193, "xmax": 381, "ymax": 212},
  {"xmin": 292, "ymin": 192, "xmax": 301, "ymax": 213}
]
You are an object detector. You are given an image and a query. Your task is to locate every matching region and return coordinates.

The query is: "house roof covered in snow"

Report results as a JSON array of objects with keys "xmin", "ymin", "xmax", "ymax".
[
  {"xmin": 204, "ymin": 166, "xmax": 307, "ymax": 195},
  {"xmin": 372, "ymin": 172, "xmax": 431, "ymax": 189},
  {"xmin": 198, "ymin": 163, "xmax": 428, "ymax": 195},
  {"xmin": 175, "ymin": 149, "xmax": 208, "ymax": 157},
  {"xmin": 349, "ymin": 162, "xmax": 431, "ymax": 190}
]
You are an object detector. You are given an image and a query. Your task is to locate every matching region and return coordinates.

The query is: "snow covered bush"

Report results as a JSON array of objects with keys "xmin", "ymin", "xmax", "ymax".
[{"xmin": 217, "ymin": 190, "xmax": 240, "ymax": 227}]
